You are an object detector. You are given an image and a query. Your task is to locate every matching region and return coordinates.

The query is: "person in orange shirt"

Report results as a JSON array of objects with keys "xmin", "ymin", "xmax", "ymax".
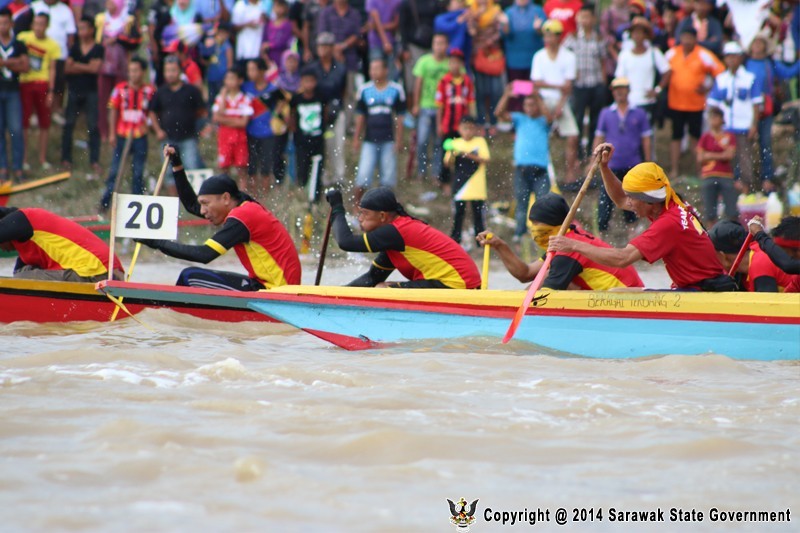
[{"xmin": 660, "ymin": 26, "xmax": 723, "ymax": 179}]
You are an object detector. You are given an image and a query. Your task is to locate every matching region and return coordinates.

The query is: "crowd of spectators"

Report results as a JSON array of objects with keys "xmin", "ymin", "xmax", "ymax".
[{"xmin": 0, "ymin": 0, "xmax": 798, "ymax": 238}]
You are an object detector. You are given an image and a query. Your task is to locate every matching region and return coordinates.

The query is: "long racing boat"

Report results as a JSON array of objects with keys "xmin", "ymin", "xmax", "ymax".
[
  {"xmin": 240, "ymin": 286, "xmax": 800, "ymax": 361},
  {"xmin": 0, "ymin": 278, "xmax": 275, "ymax": 324}
]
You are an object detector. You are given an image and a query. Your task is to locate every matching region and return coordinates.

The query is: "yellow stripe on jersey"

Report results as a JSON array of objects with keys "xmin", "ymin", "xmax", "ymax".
[
  {"xmin": 401, "ymin": 246, "xmax": 468, "ymax": 289},
  {"xmin": 243, "ymin": 240, "xmax": 288, "ymax": 288},
  {"xmin": 205, "ymin": 239, "xmax": 228, "ymax": 255},
  {"xmin": 363, "ymin": 233, "xmax": 373, "ymax": 253},
  {"xmin": 577, "ymin": 267, "xmax": 630, "ymax": 290},
  {"xmin": 30, "ymin": 230, "xmax": 107, "ymax": 277},
  {"xmin": 372, "ymin": 260, "xmax": 394, "ymax": 271}
]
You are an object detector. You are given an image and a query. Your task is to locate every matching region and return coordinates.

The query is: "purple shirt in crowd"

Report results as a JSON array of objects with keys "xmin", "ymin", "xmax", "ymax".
[
  {"xmin": 263, "ymin": 18, "xmax": 294, "ymax": 66},
  {"xmin": 595, "ymin": 104, "xmax": 652, "ymax": 170},
  {"xmin": 366, "ymin": 0, "xmax": 402, "ymax": 50},
  {"xmin": 317, "ymin": 4, "xmax": 363, "ymax": 72}
]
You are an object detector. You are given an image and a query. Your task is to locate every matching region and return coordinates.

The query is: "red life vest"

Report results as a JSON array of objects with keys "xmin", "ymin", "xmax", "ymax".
[
  {"xmin": 225, "ymin": 201, "xmax": 301, "ymax": 288},
  {"xmin": 385, "ymin": 216, "xmax": 481, "ymax": 289},
  {"xmin": 13, "ymin": 208, "xmax": 122, "ymax": 277}
]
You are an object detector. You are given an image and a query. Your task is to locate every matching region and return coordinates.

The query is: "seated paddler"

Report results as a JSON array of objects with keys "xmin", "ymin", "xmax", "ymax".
[
  {"xmin": 0, "ymin": 206, "xmax": 124, "ymax": 282},
  {"xmin": 723, "ymin": 216, "xmax": 800, "ymax": 293},
  {"xmin": 325, "ymin": 186, "xmax": 481, "ymax": 289},
  {"xmin": 477, "ymin": 193, "xmax": 643, "ymax": 290},
  {"xmin": 548, "ymin": 143, "xmax": 736, "ymax": 291},
  {"xmin": 137, "ymin": 146, "xmax": 301, "ymax": 291}
]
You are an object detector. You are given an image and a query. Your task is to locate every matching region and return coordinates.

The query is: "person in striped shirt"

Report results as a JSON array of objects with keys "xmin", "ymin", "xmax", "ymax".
[{"xmin": 100, "ymin": 56, "xmax": 155, "ymax": 211}]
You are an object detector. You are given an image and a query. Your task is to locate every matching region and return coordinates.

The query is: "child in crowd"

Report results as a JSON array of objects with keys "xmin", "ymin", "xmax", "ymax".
[
  {"xmin": 447, "ymin": 116, "xmax": 490, "ymax": 245},
  {"xmin": 243, "ymin": 58, "xmax": 277, "ymax": 193},
  {"xmin": 495, "ymin": 82, "xmax": 553, "ymax": 240},
  {"xmin": 212, "ymin": 68, "xmax": 254, "ymax": 187},
  {"xmin": 696, "ymin": 106, "xmax": 738, "ymax": 226},
  {"xmin": 435, "ymin": 48, "xmax": 475, "ymax": 195},
  {"xmin": 200, "ymin": 22, "xmax": 233, "ymax": 116},
  {"xmin": 272, "ymin": 49, "xmax": 300, "ymax": 185},
  {"xmin": 291, "ymin": 66, "xmax": 326, "ymax": 202}
]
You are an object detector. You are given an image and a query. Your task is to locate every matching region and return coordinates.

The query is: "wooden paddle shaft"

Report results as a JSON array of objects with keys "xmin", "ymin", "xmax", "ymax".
[
  {"xmin": 111, "ymin": 133, "xmax": 134, "ymax": 197},
  {"xmin": 481, "ymin": 232, "xmax": 493, "ymax": 290},
  {"xmin": 107, "ymin": 193, "xmax": 119, "ymax": 282},
  {"xmin": 315, "ymin": 209, "xmax": 333, "ymax": 286}
]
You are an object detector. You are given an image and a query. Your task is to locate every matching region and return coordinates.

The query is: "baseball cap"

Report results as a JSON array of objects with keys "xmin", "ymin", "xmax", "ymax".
[
  {"xmin": 723, "ymin": 41, "xmax": 744, "ymax": 55},
  {"xmin": 316, "ymin": 32, "xmax": 335, "ymax": 46},
  {"xmin": 541, "ymin": 19, "xmax": 564, "ymax": 34}
]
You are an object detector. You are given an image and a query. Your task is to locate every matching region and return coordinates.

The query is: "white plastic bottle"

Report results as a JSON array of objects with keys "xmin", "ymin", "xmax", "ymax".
[{"xmin": 765, "ymin": 192, "xmax": 784, "ymax": 230}]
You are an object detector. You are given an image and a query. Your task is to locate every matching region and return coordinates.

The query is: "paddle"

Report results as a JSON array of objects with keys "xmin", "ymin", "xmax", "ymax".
[
  {"xmin": 315, "ymin": 208, "xmax": 333, "ymax": 286},
  {"xmin": 502, "ymin": 153, "xmax": 603, "ymax": 344},
  {"xmin": 0, "ymin": 172, "xmax": 71, "ymax": 195},
  {"xmin": 728, "ymin": 233, "xmax": 753, "ymax": 277},
  {"xmin": 109, "ymin": 155, "xmax": 170, "ymax": 322},
  {"xmin": 481, "ymin": 232, "xmax": 492, "ymax": 290}
]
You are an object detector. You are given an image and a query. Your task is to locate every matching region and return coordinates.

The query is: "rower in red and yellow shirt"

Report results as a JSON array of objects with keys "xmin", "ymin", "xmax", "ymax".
[
  {"xmin": 477, "ymin": 193, "xmax": 644, "ymax": 290},
  {"xmin": 325, "ymin": 187, "xmax": 481, "ymax": 289},
  {"xmin": 0, "ymin": 206, "xmax": 124, "ymax": 282},
  {"xmin": 136, "ymin": 146, "xmax": 301, "ymax": 291},
  {"xmin": 746, "ymin": 216, "xmax": 800, "ymax": 292},
  {"xmin": 549, "ymin": 143, "xmax": 736, "ymax": 291}
]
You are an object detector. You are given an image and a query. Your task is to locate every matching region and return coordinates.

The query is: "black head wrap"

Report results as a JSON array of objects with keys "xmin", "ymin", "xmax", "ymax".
[
  {"xmin": 359, "ymin": 187, "xmax": 409, "ymax": 217},
  {"xmin": 197, "ymin": 175, "xmax": 254, "ymax": 203},
  {"xmin": 708, "ymin": 219, "xmax": 747, "ymax": 254},
  {"xmin": 0, "ymin": 206, "xmax": 18, "ymax": 220},
  {"xmin": 528, "ymin": 193, "xmax": 569, "ymax": 226}
]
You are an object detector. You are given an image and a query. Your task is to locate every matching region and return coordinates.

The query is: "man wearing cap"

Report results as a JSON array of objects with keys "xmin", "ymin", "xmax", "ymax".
[
  {"xmin": 306, "ymin": 31, "xmax": 348, "ymax": 186},
  {"xmin": 0, "ymin": 206, "xmax": 124, "ymax": 282},
  {"xmin": 549, "ymin": 143, "xmax": 736, "ymax": 291},
  {"xmin": 531, "ymin": 19, "xmax": 579, "ymax": 187},
  {"xmin": 594, "ymin": 77, "xmax": 651, "ymax": 233},
  {"xmin": 663, "ymin": 26, "xmax": 723, "ymax": 179},
  {"xmin": 707, "ymin": 219, "xmax": 750, "ymax": 290},
  {"xmin": 136, "ymin": 146, "xmax": 301, "ymax": 291},
  {"xmin": 325, "ymin": 186, "xmax": 481, "ymax": 289},
  {"xmin": 477, "ymin": 193, "xmax": 643, "ymax": 290},
  {"xmin": 163, "ymin": 40, "xmax": 203, "ymax": 89},
  {"xmin": 707, "ymin": 41, "xmax": 762, "ymax": 194},
  {"xmin": 614, "ymin": 16, "xmax": 670, "ymax": 155}
]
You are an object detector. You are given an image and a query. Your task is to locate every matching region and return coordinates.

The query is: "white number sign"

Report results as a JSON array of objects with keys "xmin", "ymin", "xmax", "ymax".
[{"xmin": 115, "ymin": 194, "xmax": 179, "ymax": 240}]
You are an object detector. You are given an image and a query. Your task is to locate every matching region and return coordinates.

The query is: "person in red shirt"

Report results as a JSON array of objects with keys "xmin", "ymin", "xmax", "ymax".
[
  {"xmin": 0, "ymin": 206, "xmax": 124, "ymax": 282},
  {"xmin": 100, "ymin": 57, "xmax": 156, "ymax": 211},
  {"xmin": 325, "ymin": 186, "xmax": 481, "ymax": 289},
  {"xmin": 696, "ymin": 106, "xmax": 737, "ymax": 226},
  {"xmin": 163, "ymin": 40, "xmax": 203, "ymax": 88},
  {"xmin": 746, "ymin": 216, "xmax": 800, "ymax": 292},
  {"xmin": 435, "ymin": 48, "xmax": 474, "ymax": 194},
  {"xmin": 477, "ymin": 193, "xmax": 644, "ymax": 290},
  {"xmin": 212, "ymin": 68, "xmax": 254, "ymax": 186},
  {"xmin": 137, "ymin": 146, "xmax": 301, "ymax": 291},
  {"xmin": 549, "ymin": 143, "xmax": 736, "ymax": 291},
  {"xmin": 543, "ymin": 0, "xmax": 583, "ymax": 37}
]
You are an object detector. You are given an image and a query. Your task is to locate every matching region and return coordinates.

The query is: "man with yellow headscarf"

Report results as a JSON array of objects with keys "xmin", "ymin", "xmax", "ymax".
[
  {"xmin": 477, "ymin": 193, "xmax": 643, "ymax": 290},
  {"xmin": 549, "ymin": 143, "xmax": 737, "ymax": 291}
]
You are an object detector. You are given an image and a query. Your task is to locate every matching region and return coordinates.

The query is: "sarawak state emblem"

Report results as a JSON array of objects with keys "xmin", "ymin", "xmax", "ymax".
[{"xmin": 447, "ymin": 497, "xmax": 479, "ymax": 531}]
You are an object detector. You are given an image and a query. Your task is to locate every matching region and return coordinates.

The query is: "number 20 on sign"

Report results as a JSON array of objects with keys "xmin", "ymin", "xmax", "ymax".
[{"xmin": 114, "ymin": 194, "xmax": 179, "ymax": 240}]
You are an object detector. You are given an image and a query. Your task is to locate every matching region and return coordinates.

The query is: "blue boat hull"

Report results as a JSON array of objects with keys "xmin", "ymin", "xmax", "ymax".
[{"xmin": 248, "ymin": 301, "xmax": 799, "ymax": 361}]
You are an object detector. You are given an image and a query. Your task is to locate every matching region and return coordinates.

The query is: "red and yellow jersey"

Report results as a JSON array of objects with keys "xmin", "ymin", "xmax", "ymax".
[
  {"xmin": 13, "ymin": 208, "xmax": 122, "ymax": 277},
  {"xmin": 746, "ymin": 242, "xmax": 797, "ymax": 292},
  {"xmin": 552, "ymin": 227, "xmax": 644, "ymax": 290},
  {"xmin": 108, "ymin": 82, "xmax": 156, "ymax": 138},
  {"xmin": 382, "ymin": 216, "xmax": 481, "ymax": 289},
  {"xmin": 207, "ymin": 201, "xmax": 300, "ymax": 288},
  {"xmin": 16, "ymin": 32, "xmax": 60, "ymax": 84}
]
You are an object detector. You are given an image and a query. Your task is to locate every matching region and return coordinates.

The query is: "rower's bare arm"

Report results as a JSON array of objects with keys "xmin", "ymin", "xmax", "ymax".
[
  {"xmin": 478, "ymin": 231, "xmax": 539, "ymax": 283},
  {"xmin": 594, "ymin": 143, "xmax": 627, "ymax": 209},
  {"xmin": 549, "ymin": 238, "xmax": 642, "ymax": 269}
]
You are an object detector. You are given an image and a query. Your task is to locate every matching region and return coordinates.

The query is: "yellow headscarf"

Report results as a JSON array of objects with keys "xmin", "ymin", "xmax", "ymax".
[
  {"xmin": 470, "ymin": 0, "xmax": 501, "ymax": 28},
  {"xmin": 622, "ymin": 162, "xmax": 686, "ymax": 210}
]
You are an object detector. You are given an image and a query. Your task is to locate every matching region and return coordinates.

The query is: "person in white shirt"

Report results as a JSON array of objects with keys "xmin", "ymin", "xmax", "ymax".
[
  {"xmin": 530, "ymin": 18, "xmax": 579, "ymax": 187},
  {"xmin": 231, "ymin": 0, "xmax": 265, "ymax": 62},
  {"xmin": 707, "ymin": 41, "xmax": 763, "ymax": 193},
  {"xmin": 32, "ymin": 0, "xmax": 76, "ymax": 119}
]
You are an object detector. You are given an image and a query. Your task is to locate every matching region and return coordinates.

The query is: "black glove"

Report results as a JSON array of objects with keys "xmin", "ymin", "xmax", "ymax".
[
  {"xmin": 325, "ymin": 188, "xmax": 343, "ymax": 209},
  {"xmin": 134, "ymin": 238, "xmax": 161, "ymax": 250},
  {"xmin": 167, "ymin": 145, "xmax": 183, "ymax": 168}
]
